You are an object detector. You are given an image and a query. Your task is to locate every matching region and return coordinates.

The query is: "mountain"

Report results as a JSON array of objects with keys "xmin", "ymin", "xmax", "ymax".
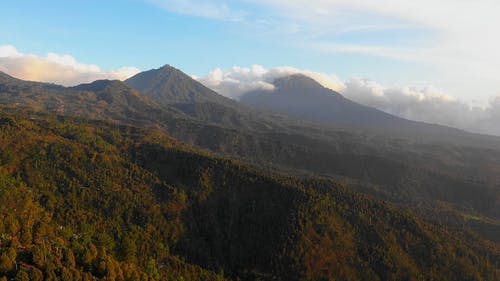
[
  {"xmin": 0, "ymin": 70, "xmax": 288, "ymax": 132},
  {"xmin": 240, "ymin": 74, "xmax": 467, "ymax": 137},
  {"xmin": 241, "ymin": 74, "xmax": 397, "ymax": 127},
  {"xmin": 125, "ymin": 65, "xmax": 290, "ymax": 129},
  {"xmin": 124, "ymin": 67, "xmax": 497, "ymax": 146},
  {"xmin": 0, "ymin": 75, "xmax": 179, "ymax": 126},
  {"xmin": 125, "ymin": 65, "xmax": 233, "ymax": 106},
  {"xmin": 124, "ymin": 67, "xmax": 494, "ymax": 149},
  {"xmin": 0, "ymin": 111, "xmax": 498, "ymax": 281}
]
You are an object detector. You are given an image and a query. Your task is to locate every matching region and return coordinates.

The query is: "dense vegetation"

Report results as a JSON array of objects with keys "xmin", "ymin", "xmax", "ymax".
[
  {"xmin": 1, "ymin": 111, "xmax": 499, "ymax": 280},
  {"xmin": 2, "ymin": 69, "xmax": 500, "ymax": 232}
]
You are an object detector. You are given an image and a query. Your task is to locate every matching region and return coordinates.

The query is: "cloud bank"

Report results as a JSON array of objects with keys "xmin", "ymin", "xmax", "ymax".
[
  {"xmin": 197, "ymin": 65, "xmax": 345, "ymax": 99},
  {"xmin": 198, "ymin": 65, "xmax": 500, "ymax": 136},
  {"xmin": 342, "ymin": 79, "xmax": 500, "ymax": 136},
  {"xmin": 0, "ymin": 45, "xmax": 140, "ymax": 86},
  {"xmin": 248, "ymin": 0, "xmax": 500, "ymax": 72}
]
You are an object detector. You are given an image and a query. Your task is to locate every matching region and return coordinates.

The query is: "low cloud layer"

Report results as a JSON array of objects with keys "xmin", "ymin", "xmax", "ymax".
[
  {"xmin": 198, "ymin": 65, "xmax": 500, "ymax": 136},
  {"xmin": 342, "ymin": 79, "xmax": 500, "ymax": 136},
  {"xmin": 197, "ymin": 65, "xmax": 344, "ymax": 99},
  {"xmin": 0, "ymin": 45, "xmax": 140, "ymax": 86}
]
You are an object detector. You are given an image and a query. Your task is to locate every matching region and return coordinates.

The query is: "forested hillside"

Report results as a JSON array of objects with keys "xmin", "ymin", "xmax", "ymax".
[
  {"xmin": 1, "ymin": 70, "xmax": 500, "ymax": 246},
  {"xmin": 0, "ymin": 111, "xmax": 499, "ymax": 280}
]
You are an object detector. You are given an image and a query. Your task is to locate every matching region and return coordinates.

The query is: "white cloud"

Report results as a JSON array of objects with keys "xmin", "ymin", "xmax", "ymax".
[
  {"xmin": 0, "ymin": 45, "xmax": 140, "ymax": 86},
  {"xmin": 251, "ymin": 0, "xmax": 500, "ymax": 102},
  {"xmin": 0, "ymin": 45, "xmax": 23, "ymax": 57},
  {"xmin": 147, "ymin": 0, "xmax": 245, "ymax": 21},
  {"xmin": 343, "ymin": 77, "xmax": 500, "ymax": 136},
  {"xmin": 198, "ymin": 65, "xmax": 500, "ymax": 136},
  {"xmin": 153, "ymin": 0, "xmax": 500, "ymax": 104},
  {"xmin": 197, "ymin": 64, "xmax": 345, "ymax": 99},
  {"xmin": 261, "ymin": 0, "xmax": 500, "ymax": 61}
]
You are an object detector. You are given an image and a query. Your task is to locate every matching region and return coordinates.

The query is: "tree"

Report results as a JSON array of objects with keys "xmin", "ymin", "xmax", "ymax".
[
  {"xmin": 120, "ymin": 236, "xmax": 137, "ymax": 263},
  {"xmin": 0, "ymin": 247, "xmax": 16, "ymax": 272},
  {"xmin": 15, "ymin": 270, "xmax": 30, "ymax": 281},
  {"xmin": 146, "ymin": 259, "xmax": 160, "ymax": 280},
  {"xmin": 19, "ymin": 227, "xmax": 33, "ymax": 245},
  {"xmin": 82, "ymin": 243, "xmax": 98, "ymax": 265},
  {"xmin": 63, "ymin": 248, "xmax": 76, "ymax": 268},
  {"xmin": 32, "ymin": 244, "xmax": 48, "ymax": 268},
  {"xmin": 60, "ymin": 268, "xmax": 73, "ymax": 281},
  {"xmin": 30, "ymin": 267, "xmax": 44, "ymax": 281}
]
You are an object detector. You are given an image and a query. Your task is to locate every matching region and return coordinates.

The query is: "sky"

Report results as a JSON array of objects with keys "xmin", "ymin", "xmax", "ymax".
[{"xmin": 1, "ymin": 0, "xmax": 500, "ymax": 135}]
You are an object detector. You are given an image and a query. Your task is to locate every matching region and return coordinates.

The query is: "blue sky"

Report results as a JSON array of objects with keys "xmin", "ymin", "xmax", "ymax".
[
  {"xmin": 1, "ymin": 0, "xmax": 500, "ymax": 135},
  {"xmin": 1, "ymin": 0, "xmax": 429, "ymax": 83}
]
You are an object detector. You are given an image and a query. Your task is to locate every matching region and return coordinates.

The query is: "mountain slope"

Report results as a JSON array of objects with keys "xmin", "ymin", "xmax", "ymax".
[
  {"xmin": 240, "ymin": 74, "xmax": 467, "ymax": 137},
  {"xmin": 0, "ymin": 110, "xmax": 499, "ymax": 281},
  {"xmin": 0, "ymin": 75, "xmax": 181, "ymax": 126},
  {"xmin": 0, "ymin": 71, "xmax": 24, "ymax": 85}
]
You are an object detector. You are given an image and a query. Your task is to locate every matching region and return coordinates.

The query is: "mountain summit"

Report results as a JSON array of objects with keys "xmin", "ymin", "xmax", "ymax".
[
  {"xmin": 125, "ymin": 65, "xmax": 232, "ymax": 105},
  {"xmin": 273, "ymin": 74, "xmax": 335, "ymax": 91}
]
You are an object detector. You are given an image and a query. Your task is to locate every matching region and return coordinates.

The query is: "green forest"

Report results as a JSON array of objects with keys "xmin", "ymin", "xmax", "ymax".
[{"xmin": 0, "ymin": 111, "xmax": 499, "ymax": 280}]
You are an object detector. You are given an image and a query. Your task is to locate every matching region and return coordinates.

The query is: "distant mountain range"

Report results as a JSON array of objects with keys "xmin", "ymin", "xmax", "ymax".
[{"xmin": 0, "ymin": 66, "xmax": 484, "ymax": 140}]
